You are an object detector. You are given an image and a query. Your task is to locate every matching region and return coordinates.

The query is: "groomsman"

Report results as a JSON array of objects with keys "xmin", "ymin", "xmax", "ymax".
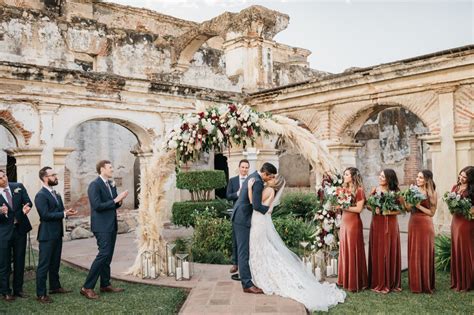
[
  {"xmin": 226, "ymin": 159, "xmax": 250, "ymax": 275},
  {"xmin": 0, "ymin": 169, "xmax": 33, "ymax": 301},
  {"xmin": 81, "ymin": 160, "xmax": 128, "ymax": 299},
  {"xmin": 35, "ymin": 167, "xmax": 77, "ymax": 304}
]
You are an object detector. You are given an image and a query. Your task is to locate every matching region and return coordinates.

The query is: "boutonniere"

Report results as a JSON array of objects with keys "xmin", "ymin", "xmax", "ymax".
[
  {"xmin": 110, "ymin": 180, "xmax": 116, "ymax": 188},
  {"xmin": 14, "ymin": 187, "xmax": 21, "ymax": 194}
]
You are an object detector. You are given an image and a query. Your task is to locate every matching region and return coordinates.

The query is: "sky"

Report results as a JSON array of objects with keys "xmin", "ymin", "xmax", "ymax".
[{"xmin": 104, "ymin": 0, "xmax": 474, "ymax": 73}]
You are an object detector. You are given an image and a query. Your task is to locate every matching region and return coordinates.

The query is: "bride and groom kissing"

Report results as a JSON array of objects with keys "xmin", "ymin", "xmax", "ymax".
[{"xmin": 230, "ymin": 162, "xmax": 346, "ymax": 312}]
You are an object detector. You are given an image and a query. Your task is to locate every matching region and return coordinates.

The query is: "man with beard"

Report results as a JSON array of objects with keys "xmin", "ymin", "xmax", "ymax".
[
  {"xmin": 0, "ymin": 169, "xmax": 33, "ymax": 301},
  {"xmin": 34, "ymin": 167, "xmax": 77, "ymax": 303}
]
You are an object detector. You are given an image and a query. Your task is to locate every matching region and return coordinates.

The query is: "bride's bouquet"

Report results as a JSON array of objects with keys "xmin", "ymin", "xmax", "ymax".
[
  {"xmin": 443, "ymin": 191, "xmax": 473, "ymax": 220},
  {"xmin": 367, "ymin": 190, "xmax": 403, "ymax": 215},
  {"xmin": 400, "ymin": 185, "xmax": 426, "ymax": 211}
]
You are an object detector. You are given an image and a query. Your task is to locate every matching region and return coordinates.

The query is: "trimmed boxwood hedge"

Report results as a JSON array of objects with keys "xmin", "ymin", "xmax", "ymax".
[
  {"xmin": 176, "ymin": 170, "xmax": 226, "ymax": 195},
  {"xmin": 171, "ymin": 199, "xmax": 232, "ymax": 227}
]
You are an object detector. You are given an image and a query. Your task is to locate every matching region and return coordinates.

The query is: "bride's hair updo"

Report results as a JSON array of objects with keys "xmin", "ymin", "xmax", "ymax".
[{"xmin": 268, "ymin": 174, "xmax": 286, "ymax": 192}]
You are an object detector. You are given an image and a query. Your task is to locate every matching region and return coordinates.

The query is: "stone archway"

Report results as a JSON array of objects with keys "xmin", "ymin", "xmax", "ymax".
[{"xmin": 0, "ymin": 124, "xmax": 17, "ymax": 180}]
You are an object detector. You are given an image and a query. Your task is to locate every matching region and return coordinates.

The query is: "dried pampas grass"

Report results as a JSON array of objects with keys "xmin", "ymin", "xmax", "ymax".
[
  {"xmin": 260, "ymin": 115, "xmax": 339, "ymax": 174},
  {"xmin": 127, "ymin": 149, "xmax": 176, "ymax": 276}
]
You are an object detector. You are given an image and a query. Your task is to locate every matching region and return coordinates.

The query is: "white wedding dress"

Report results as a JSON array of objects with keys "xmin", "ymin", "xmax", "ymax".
[{"xmin": 249, "ymin": 185, "xmax": 346, "ymax": 312}]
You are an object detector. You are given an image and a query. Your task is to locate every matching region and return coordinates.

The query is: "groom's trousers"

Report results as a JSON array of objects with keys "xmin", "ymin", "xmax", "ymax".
[
  {"xmin": 83, "ymin": 231, "xmax": 116, "ymax": 289},
  {"xmin": 233, "ymin": 223, "xmax": 254, "ymax": 289}
]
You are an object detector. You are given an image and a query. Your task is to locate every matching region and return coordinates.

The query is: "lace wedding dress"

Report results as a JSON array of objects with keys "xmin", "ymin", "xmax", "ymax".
[{"xmin": 249, "ymin": 186, "xmax": 346, "ymax": 312}]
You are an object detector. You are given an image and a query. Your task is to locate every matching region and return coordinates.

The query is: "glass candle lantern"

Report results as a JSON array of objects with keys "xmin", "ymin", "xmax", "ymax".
[
  {"xmin": 175, "ymin": 252, "xmax": 192, "ymax": 281},
  {"xmin": 141, "ymin": 250, "xmax": 161, "ymax": 279},
  {"xmin": 166, "ymin": 243, "xmax": 176, "ymax": 277}
]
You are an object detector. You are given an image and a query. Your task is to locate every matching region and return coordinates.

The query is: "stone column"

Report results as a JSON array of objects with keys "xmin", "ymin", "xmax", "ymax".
[
  {"xmin": 53, "ymin": 147, "xmax": 75, "ymax": 203},
  {"xmin": 454, "ymin": 132, "xmax": 474, "ymax": 169},
  {"xmin": 326, "ymin": 142, "xmax": 363, "ymax": 169},
  {"xmin": 4, "ymin": 147, "xmax": 43, "ymax": 231},
  {"xmin": 38, "ymin": 104, "xmax": 60, "ymax": 167},
  {"xmin": 430, "ymin": 88, "xmax": 458, "ymax": 233},
  {"xmin": 225, "ymin": 147, "xmax": 245, "ymax": 178},
  {"xmin": 223, "ymin": 37, "xmax": 275, "ymax": 92}
]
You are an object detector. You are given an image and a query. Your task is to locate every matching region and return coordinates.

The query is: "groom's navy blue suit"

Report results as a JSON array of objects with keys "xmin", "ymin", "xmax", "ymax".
[
  {"xmin": 231, "ymin": 171, "xmax": 269, "ymax": 289},
  {"xmin": 83, "ymin": 177, "xmax": 120, "ymax": 290},
  {"xmin": 35, "ymin": 187, "xmax": 65, "ymax": 297}
]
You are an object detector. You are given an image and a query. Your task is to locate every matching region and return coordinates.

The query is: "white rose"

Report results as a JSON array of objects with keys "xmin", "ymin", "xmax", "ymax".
[
  {"xmin": 197, "ymin": 134, "xmax": 202, "ymax": 139},
  {"xmin": 323, "ymin": 221, "xmax": 332, "ymax": 232},
  {"xmin": 322, "ymin": 210, "xmax": 327, "ymax": 215},
  {"xmin": 234, "ymin": 135, "xmax": 239, "ymax": 139},
  {"xmin": 318, "ymin": 242, "xmax": 323, "ymax": 247},
  {"xmin": 182, "ymin": 132, "xmax": 190, "ymax": 142},
  {"xmin": 324, "ymin": 233, "xmax": 335, "ymax": 245},
  {"xmin": 167, "ymin": 141, "xmax": 178, "ymax": 149},
  {"xmin": 188, "ymin": 116, "xmax": 199, "ymax": 125}
]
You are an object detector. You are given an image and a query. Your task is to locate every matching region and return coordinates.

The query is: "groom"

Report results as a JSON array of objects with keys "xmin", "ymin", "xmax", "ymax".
[{"xmin": 231, "ymin": 162, "xmax": 277, "ymax": 294}]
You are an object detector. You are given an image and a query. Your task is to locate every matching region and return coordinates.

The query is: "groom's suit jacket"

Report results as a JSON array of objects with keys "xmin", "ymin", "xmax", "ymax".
[{"xmin": 231, "ymin": 171, "xmax": 269, "ymax": 228}]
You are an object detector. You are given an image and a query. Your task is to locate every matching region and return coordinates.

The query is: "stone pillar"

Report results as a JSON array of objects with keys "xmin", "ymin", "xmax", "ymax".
[
  {"xmin": 243, "ymin": 147, "xmax": 259, "ymax": 174},
  {"xmin": 327, "ymin": 142, "xmax": 363, "ymax": 169},
  {"xmin": 454, "ymin": 132, "xmax": 474, "ymax": 169},
  {"xmin": 38, "ymin": 104, "xmax": 59, "ymax": 167},
  {"xmin": 430, "ymin": 89, "xmax": 458, "ymax": 233},
  {"xmin": 53, "ymin": 147, "xmax": 75, "ymax": 204},
  {"xmin": 223, "ymin": 37, "xmax": 275, "ymax": 92},
  {"xmin": 5, "ymin": 147, "xmax": 43, "ymax": 231}
]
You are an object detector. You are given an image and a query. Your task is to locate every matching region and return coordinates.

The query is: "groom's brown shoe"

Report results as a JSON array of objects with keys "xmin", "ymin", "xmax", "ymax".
[
  {"xmin": 80, "ymin": 288, "xmax": 99, "ymax": 299},
  {"xmin": 229, "ymin": 265, "xmax": 238, "ymax": 273},
  {"xmin": 243, "ymin": 286, "xmax": 264, "ymax": 294}
]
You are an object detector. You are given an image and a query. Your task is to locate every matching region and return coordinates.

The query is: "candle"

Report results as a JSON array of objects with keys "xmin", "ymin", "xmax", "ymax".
[
  {"xmin": 168, "ymin": 257, "xmax": 174, "ymax": 275},
  {"xmin": 315, "ymin": 267, "xmax": 321, "ymax": 281},
  {"xmin": 176, "ymin": 267, "xmax": 182, "ymax": 280},
  {"xmin": 326, "ymin": 265, "xmax": 333, "ymax": 276},
  {"xmin": 150, "ymin": 266, "xmax": 156, "ymax": 278},
  {"xmin": 143, "ymin": 267, "xmax": 149, "ymax": 278},
  {"xmin": 332, "ymin": 259, "xmax": 338, "ymax": 275},
  {"xmin": 306, "ymin": 261, "xmax": 312, "ymax": 274},
  {"xmin": 183, "ymin": 261, "xmax": 190, "ymax": 279}
]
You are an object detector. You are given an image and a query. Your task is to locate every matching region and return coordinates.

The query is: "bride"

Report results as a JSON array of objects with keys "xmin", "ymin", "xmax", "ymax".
[{"xmin": 247, "ymin": 175, "xmax": 346, "ymax": 312}]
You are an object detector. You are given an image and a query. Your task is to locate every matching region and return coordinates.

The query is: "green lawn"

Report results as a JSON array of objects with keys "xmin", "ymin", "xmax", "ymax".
[
  {"xmin": 317, "ymin": 271, "xmax": 473, "ymax": 314},
  {"xmin": 0, "ymin": 264, "xmax": 188, "ymax": 314}
]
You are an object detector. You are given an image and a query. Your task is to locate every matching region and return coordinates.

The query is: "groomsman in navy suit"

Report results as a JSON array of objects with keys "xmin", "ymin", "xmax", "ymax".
[
  {"xmin": 34, "ymin": 166, "xmax": 77, "ymax": 304},
  {"xmin": 226, "ymin": 159, "xmax": 249, "ymax": 275},
  {"xmin": 0, "ymin": 169, "xmax": 33, "ymax": 301},
  {"xmin": 81, "ymin": 160, "xmax": 128, "ymax": 300}
]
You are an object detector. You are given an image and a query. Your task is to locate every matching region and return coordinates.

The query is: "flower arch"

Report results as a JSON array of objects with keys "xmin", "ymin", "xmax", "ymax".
[{"xmin": 128, "ymin": 103, "xmax": 339, "ymax": 276}]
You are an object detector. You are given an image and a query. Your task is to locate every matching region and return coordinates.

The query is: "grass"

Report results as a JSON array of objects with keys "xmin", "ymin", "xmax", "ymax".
[
  {"xmin": 316, "ymin": 271, "xmax": 473, "ymax": 314},
  {"xmin": 0, "ymin": 264, "xmax": 188, "ymax": 314}
]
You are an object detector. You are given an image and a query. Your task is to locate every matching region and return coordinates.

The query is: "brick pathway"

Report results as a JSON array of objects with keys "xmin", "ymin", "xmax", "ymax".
[{"xmin": 61, "ymin": 230, "xmax": 408, "ymax": 314}]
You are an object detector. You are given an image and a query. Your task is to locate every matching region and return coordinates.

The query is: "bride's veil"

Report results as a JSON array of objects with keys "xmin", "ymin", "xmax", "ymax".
[{"xmin": 269, "ymin": 181, "xmax": 285, "ymax": 213}]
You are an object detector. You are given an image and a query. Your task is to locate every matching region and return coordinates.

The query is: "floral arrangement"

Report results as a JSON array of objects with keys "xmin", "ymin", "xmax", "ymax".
[
  {"xmin": 367, "ymin": 190, "xmax": 403, "ymax": 215},
  {"xmin": 165, "ymin": 103, "xmax": 270, "ymax": 164},
  {"xmin": 312, "ymin": 206, "xmax": 342, "ymax": 251},
  {"xmin": 400, "ymin": 185, "xmax": 426, "ymax": 210},
  {"xmin": 312, "ymin": 175, "xmax": 347, "ymax": 251},
  {"xmin": 442, "ymin": 192, "xmax": 473, "ymax": 220}
]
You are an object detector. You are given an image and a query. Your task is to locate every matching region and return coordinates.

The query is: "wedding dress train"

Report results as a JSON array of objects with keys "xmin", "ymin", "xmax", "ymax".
[{"xmin": 249, "ymin": 209, "xmax": 346, "ymax": 312}]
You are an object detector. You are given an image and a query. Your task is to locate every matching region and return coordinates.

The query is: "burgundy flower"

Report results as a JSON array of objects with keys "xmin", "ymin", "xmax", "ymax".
[{"xmin": 229, "ymin": 104, "xmax": 237, "ymax": 113}]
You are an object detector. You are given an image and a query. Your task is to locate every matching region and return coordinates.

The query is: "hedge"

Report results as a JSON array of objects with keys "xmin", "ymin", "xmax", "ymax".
[
  {"xmin": 274, "ymin": 191, "xmax": 320, "ymax": 220},
  {"xmin": 171, "ymin": 199, "xmax": 232, "ymax": 227},
  {"xmin": 176, "ymin": 170, "xmax": 226, "ymax": 198}
]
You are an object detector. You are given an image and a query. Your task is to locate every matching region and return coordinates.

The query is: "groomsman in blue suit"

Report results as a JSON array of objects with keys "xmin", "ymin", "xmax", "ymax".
[
  {"xmin": 81, "ymin": 160, "xmax": 128, "ymax": 299},
  {"xmin": 0, "ymin": 169, "xmax": 33, "ymax": 301},
  {"xmin": 34, "ymin": 166, "xmax": 77, "ymax": 304},
  {"xmin": 226, "ymin": 159, "xmax": 249, "ymax": 275}
]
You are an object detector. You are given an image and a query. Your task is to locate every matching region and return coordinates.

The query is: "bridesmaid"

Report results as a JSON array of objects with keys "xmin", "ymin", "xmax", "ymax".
[
  {"xmin": 368, "ymin": 169, "xmax": 402, "ymax": 293},
  {"xmin": 337, "ymin": 167, "xmax": 368, "ymax": 292},
  {"xmin": 450, "ymin": 166, "xmax": 474, "ymax": 292},
  {"xmin": 407, "ymin": 170, "xmax": 437, "ymax": 293}
]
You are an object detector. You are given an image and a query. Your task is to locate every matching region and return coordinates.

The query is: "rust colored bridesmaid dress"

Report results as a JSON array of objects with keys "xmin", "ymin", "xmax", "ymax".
[
  {"xmin": 368, "ymin": 202, "xmax": 402, "ymax": 293},
  {"xmin": 408, "ymin": 199, "xmax": 435, "ymax": 293},
  {"xmin": 337, "ymin": 188, "xmax": 368, "ymax": 292},
  {"xmin": 450, "ymin": 185, "xmax": 474, "ymax": 292}
]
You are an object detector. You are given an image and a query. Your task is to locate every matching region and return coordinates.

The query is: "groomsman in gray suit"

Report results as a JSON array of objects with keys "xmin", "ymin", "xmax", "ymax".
[{"xmin": 226, "ymin": 159, "xmax": 250, "ymax": 275}]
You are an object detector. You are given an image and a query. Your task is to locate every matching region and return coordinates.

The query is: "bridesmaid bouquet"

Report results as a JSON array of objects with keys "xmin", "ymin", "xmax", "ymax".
[
  {"xmin": 335, "ymin": 187, "xmax": 352, "ymax": 210},
  {"xmin": 442, "ymin": 192, "xmax": 473, "ymax": 220},
  {"xmin": 400, "ymin": 185, "xmax": 426, "ymax": 211},
  {"xmin": 367, "ymin": 191, "xmax": 403, "ymax": 215}
]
